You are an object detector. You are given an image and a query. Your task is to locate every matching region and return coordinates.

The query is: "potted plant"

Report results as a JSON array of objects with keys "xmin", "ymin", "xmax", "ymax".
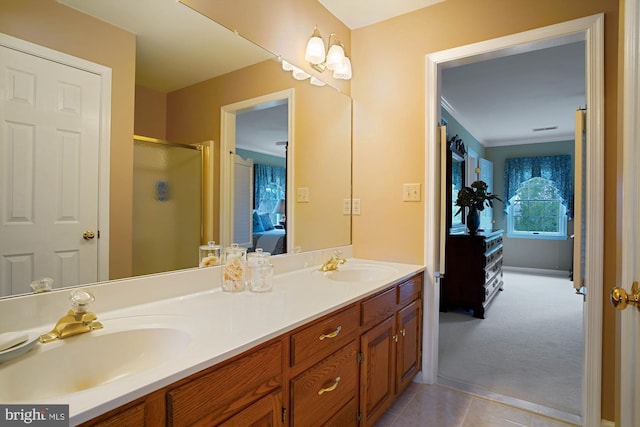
[{"xmin": 455, "ymin": 180, "xmax": 502, "ymax": 235}]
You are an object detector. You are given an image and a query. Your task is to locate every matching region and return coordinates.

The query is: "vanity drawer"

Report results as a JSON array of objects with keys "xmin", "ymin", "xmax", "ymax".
[
  {"xmin": 290, "ymin": 305, "xmax": 358, "ymax": 369},
  {"xmin": 397, "ymin": 276, "xmax": 422, "ymax": 306},
  {"xmin": 290, "ymin": 341, "xmax": 358, "ymax": 427},
  {"xmin": 361, "ymin": 287, "xmax": 396, "ymax": 328},
  {"xmin": 167, "ymin": 339, "xmax": 282, "ymax": 426}
]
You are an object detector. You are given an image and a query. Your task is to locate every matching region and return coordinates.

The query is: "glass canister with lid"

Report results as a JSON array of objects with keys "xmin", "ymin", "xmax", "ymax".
[
  {"xmin": 199, "ymin": 241, "xmax": 221, "ymax": 267},
  {"xmin": 247, "ymin": 248, "xmax": 274, "ymax": 293},
  {"xmin": 222, "ymin": 243, "xmax": 247, "ymax": 292}
]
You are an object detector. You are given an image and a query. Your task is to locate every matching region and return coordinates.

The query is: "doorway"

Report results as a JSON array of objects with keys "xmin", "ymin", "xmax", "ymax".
[
  {"xmin": 220, "ymin": 89, "xmax": 293, "ymax": 252},
  {"xmin": 422, "ymin": 14, "xmax": 605, "ymax": 427}
]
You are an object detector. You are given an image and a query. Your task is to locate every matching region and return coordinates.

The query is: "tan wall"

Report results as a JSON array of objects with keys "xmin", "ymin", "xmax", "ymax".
[
  {"xmin": 1, "ymin": 0, "xmax": 136, "ymax": 280},
  {"xmin": 134, "ymin": 86, "xmax": 168, "ymax": 140},
  {"xmin": 166, "ymin": 59, "xmax": 351, "ymax": 252},
  {"xmin": 181, "ymin": 0, "xmax": 351, "ymax": 95},
  {"xmin": 350, "ymin": 0, "xmax": 619, "ymax": 421},
  {"xmin": 184, "ymin": 0, "xmax": 621, "ymax": 421}
]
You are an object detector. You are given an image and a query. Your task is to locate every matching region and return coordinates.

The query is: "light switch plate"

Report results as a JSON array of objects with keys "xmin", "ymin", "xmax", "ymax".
[
  {"xmin": 297, "ymin": 187, "xmax": 310, "ymax": 202},
  {"xmin": 343, "ymin": 198, "xmax": 351, "ymax": 215},
  {"xmin": 403, "ymin": 183, "xmax": 421, "ymax": 201},
  {"xmin": 352, "ymin": 198, "xmax": 361, "ymax": 215}
]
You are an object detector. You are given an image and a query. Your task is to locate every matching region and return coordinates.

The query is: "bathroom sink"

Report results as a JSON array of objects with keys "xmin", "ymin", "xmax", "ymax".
[
  {"xmin": 325, "ymin": 264, "xmax": 398, "ymax": 282},
  {"xmin": 0, "ymin": 323, "xmax": 191, "ymax": 402}
]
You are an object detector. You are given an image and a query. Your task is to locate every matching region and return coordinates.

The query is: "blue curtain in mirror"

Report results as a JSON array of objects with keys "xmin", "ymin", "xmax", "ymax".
[
  {"xmin": 254, "ymin": 164, "xmax": 286, "ymax": 222},
  {"xmin": 504, "ymin": 154, "xmax": 573, "ymax": 217}
]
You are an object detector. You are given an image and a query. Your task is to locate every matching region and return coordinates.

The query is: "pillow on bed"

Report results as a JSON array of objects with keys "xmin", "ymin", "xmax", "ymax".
[
  {"xmin": 259, "ymin": 213, "xmax": 274, "ymax": 231},
  {"xmin": 253, "ymin": 210, "xmax": 264, "ymax": 232}
]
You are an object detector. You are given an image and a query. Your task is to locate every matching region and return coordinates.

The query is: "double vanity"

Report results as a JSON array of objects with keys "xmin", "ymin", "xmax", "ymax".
[{"xmin": 0, "ymin": 247, "xmax": 424, "ymax": 426}]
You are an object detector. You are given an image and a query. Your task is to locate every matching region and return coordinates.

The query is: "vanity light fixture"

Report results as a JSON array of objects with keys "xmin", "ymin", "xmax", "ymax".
[
  {"xmin": 304, "ymin": 26, "xmax": 352, "ymax": 80},
  {"xmin": 281, "ymin": 59, "xmax": 326, "ymax": 86}
]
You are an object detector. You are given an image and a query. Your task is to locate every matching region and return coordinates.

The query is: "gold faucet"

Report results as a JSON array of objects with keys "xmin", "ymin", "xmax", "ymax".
[
  {"xmin": 319, "ymin": 251, "xmax": 347, "ymax": 272},
  {"xmin": 39, "ymin": 290, "xmax": 103, "ymax": 343}
]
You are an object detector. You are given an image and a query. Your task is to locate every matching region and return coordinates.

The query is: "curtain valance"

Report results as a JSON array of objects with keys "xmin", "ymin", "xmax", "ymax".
[{"xmin": 503, "ymin": 155, "xmax": 573, "ymax": 217}]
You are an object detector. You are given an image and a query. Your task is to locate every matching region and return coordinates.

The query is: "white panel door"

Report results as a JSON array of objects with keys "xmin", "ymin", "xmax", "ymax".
[
  {"xmin": 618, "ymin": 0, "xmax": 640, "ymax": 424},
  {"xmin": 0, "ymin": 46, "xmax": 101, "ymax": 296},
  {"xmin": 479, "ymin": 158, "xmax": 494, "ymax": 230},
  {"xmin": 232, "ymin": 154, "xmax": 253, "ymax": 249}
]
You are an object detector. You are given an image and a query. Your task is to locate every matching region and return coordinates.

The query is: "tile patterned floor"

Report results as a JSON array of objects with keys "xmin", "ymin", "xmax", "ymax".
[{"xmin": 375, "ymin": 383, "xmax": 579, "ymax": 427}]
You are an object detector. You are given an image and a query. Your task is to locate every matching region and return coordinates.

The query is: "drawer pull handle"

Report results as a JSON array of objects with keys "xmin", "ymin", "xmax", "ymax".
[
  {"xmin": 319, "ymin": 326, "xmax": 342, "ymax": 341},
  {"xmin": 401, "ymin": 329, "xmax": 406, "ymax": 337},
  {"xmin": 318, "ymin": 377, "xmax": 341, "ymax": 395}
]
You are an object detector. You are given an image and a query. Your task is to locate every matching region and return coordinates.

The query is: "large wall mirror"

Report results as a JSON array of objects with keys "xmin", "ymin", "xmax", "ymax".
[{"xmin": 0, "ymin": 0, "xmax": 352, "ymax": 298}]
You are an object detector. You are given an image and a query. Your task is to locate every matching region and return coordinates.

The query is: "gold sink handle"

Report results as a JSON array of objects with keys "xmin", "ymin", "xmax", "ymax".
[{"xmin": 610, "ymin": 281, "xmax": 640, "ymax": 311}]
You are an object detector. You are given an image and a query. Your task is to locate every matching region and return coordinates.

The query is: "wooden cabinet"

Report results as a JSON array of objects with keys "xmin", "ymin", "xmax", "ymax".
[
  {"xmin": 359, "ymin": 275, "xmax": 423, "ymax": 427},
  {"xmin": 167, "ymin": 339, "xmax": 283, "ymax": 426},
  {"xmin": 218, "ymin": 390, "xmax": 283, "ymax": 427},
  {"xmin": 288, "ymin": 305, "xmax": 360, "ymax": 426},
  {"xmin": 441, "ymin": 230, "xmax": 504, "ymax": 318},
  {"xmin": 80, "ymin": 272, "xmax": 424, "ymax": 427}
]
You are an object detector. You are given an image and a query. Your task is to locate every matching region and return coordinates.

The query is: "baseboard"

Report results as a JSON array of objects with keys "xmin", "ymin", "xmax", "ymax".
[
  {"xmin": 600, "ymin": 420, "xmax": 615, "ymax": 427},
  {"xmin": 502, "ymin": 266, "xmax": 571, "ymax": 278}
]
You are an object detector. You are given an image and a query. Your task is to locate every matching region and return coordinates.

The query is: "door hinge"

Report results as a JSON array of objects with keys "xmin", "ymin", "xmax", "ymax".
[
  {"xmin": 281, "ymin": 405, "xmax": 286, "ymax": 424},
  {"xmin": 357, "ymin": 351, "xmax": 363, "ymax": 364},
  {"xmin": 357, "ymin": 410, "xmax": 362, "ymax": 424},
  {"xmin": 97, "ymin": 230, "xmax": 100, "ymax": 239}
]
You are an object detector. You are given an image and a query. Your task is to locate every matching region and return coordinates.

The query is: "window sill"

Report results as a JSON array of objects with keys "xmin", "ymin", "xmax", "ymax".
[{"xmin": 506, "ymin": 233, "xmax": 568, "ymax": 241}]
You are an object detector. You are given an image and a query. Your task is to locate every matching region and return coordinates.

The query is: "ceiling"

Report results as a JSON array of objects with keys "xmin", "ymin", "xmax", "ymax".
[
  {"xmin": 320, "ymin": 0, "xmax": 586, "ymax": 147},
  {"xmin": 56, "ymin": 0, "xmax": 586, "ymax": 149},
  {"xmin": 319, "ymin": 0, "xmax": 446, "ymax": 29}
]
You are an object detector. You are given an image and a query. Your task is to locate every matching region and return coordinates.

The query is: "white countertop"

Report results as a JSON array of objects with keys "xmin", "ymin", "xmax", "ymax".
[{"xmin": 0, "ymin": 253, "xmax": 424, "ymax": 425}]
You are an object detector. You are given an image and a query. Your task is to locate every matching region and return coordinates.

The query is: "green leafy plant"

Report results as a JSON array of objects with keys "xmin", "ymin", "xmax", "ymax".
[{"xmin": 455, "ymin": 180, "xmax": 502, "ymax": 216}]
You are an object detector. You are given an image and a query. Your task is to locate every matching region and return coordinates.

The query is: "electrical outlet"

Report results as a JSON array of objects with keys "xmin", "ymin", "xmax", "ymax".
[
  {"xmin": 352, "ymin": 198, "xmax": 361, "ymax": 215},
  {"xmin": 403, "ymin": 183, "xmax": 421, "ymax": 201},
  {"xmin": 343, "ymin": 198, "xmax": 351, "ymax": 215},
  {"xmin": 296, "ymin": 187, "xmax": 310, "ymax": 203}
]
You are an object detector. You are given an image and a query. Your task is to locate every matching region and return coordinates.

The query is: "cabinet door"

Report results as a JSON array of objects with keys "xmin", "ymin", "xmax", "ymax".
[
  {"xmin": 396, "ymin": 300, "xmax": 422, "ymax": 394},
  {"xmin": 360, "ymin": 316, "xmax": 396, "ymax": 427},
  {"xmin": 218, "ymin": 390, "xmax": 282, "ymax": 427}
]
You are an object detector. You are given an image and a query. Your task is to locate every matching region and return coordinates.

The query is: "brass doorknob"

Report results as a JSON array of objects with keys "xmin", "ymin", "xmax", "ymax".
[
  {"xmin": 610, "ymin": 281, "xmax": 640, "ymax": 311},
  {"xmin": 83, "ymin": 230, "xmax": 96, "ymax": 240}
]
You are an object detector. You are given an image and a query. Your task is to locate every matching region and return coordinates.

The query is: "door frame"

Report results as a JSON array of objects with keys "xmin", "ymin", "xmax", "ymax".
[
  {"xmin": 422, "ymin": 15, "xmax": 604, "ymax": 426},
  {"xmin": 220, "ymin": 89, "xmax": 294, "ymax": 250},
  {"xmin": 618, "ymin": 0, "xmax": 640, "ymax": 424},
  {"xmin": 0, "ymin": 33, "xmax": 112, "ymax": 283}
]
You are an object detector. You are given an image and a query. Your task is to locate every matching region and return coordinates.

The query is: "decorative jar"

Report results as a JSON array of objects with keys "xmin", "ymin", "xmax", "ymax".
[{"xmin": 222, "ymin": 243, "xmax": 247, "ymax": 292}]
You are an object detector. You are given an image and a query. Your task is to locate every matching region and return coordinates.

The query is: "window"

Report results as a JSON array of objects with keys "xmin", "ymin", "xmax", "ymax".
[
  {"xmin": 503, "ymin": 154, "xmax": 572, "ymax": 240},
  {"xmin": 254, "ymin": 164, "xmax": 286, "ymax": 224},
  {"xmin": 507, "ymin": 177, "xmax": 567, "ymax": 239}
]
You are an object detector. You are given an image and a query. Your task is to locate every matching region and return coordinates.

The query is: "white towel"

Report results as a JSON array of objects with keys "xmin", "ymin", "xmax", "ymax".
[{"xmin": 0, "ymin": 332, "xmax": 29, "ymax": 353}]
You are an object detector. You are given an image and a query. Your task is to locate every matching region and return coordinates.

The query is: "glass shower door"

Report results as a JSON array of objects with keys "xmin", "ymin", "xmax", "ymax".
[{"xmin": 133, "ymin": 138, "xmax": 202, "ymax": 276}]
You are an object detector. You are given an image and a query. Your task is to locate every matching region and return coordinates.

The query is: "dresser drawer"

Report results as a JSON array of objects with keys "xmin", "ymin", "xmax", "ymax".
[
  {"xmin": 291, "ymin": 305, "xmax": 358, "ymax": 369},
  {"xmin": 290, "ymin": 341, "xmax": 359, "ymax": 426},
  {"xmin": 483, "ymin": 235, "xmax": 503, "ymax": 253},
  {"xmin": 397, "ymin": 275, "xmax": 422, "ymax": 306},
  {"xmin": 484, "ymin": 272, "xmax": 503, "ymax": 302},
  {"xmin": 484, "ymin": 258, "xmax": 503, "ymax": 282},
  {"xmin": 361, "ymin": 287, "xmax": 396, "ymax": 328},
  {"xmin": 484, "ymin": 246, "xmax": 503, "ymax": 266}
]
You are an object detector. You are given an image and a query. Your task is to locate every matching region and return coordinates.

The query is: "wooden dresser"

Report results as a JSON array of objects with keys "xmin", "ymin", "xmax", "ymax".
[{"xmin": 441, "ymin": 230, "xmax": 504, "ymax": 318}]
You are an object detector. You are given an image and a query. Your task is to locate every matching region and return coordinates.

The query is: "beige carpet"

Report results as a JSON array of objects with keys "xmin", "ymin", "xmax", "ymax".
[{"xmin": 438, "ymin": 270, "xmax": 583, "ymax": 416}]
